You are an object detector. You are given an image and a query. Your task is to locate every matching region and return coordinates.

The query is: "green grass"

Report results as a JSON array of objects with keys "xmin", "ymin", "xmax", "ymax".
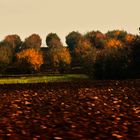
[{"xmin": 0, "ymin": 74, "xmax": 89, "ymax": 84}]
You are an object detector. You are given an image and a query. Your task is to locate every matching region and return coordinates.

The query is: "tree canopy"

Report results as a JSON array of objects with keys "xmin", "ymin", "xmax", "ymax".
[
  {"xmin": 66, "ymin": 31, "xmax": 82, "ymax": 52},
  {"xmin": 0, "ymin": 30, "xmax": 138, "ymax": 78},
  {"xmin": 46, "ymin": 33, "xmax": 62, "ymax": 48},
  {"xmin": 23, "ymin": 34, "xmax": 42, "ymax": 50},
  {"xmin": 16, "ymin": 48, "xmax": 43, "ymax": 72}
]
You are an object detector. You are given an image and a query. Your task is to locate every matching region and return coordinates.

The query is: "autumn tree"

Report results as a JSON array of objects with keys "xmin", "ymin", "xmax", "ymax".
[
  {"xmin": 125, "ymin": 34, "xmax": 135, "ymax": 43},
  {"xmin": 85, "ymin": 31, "xmax": 106, "ymax": 49},
  {"xmin": 46, "ymin": 33, "xmax": 62, "ymax": 48},
  {"xmin": 40, "ymin": 47, "xmax": 49, "ymax": 72},
  {"xmin": 45, "ymin": 33, "xmax": 71, "ymax": 73},
  {"xmin": 22, "ymin": 34, "xmax": 42, "ymax": 50},
  {"xmin": 106, "ymin": 30, "xmax": 127, "ymax": 42},
  {"xmin": 123, "ymin": 33, "xmax": 136, "ymax": 49},
  {"xmin": 106, "ymin": 38, "xmax": 123, "ymax": 48},
  {"xmin": 16, "ymin": 48, "xmax": 43, "ymax": 73},
  {"xmin": 68, "ymin": 37, "xmax": 96, "ymax": 74},
  {"xmin": 0, "ymin": 42, "xmax": 13, "ymax": 72},
  {"xmin": 128, "ymin": 36, "xmax": 140, "ymax": 78},
  {"xmin": 47, "ymin": 46, "xmax": 71, "ymax": 73},
  {"xmin": 4, "ymin": 34, "xmax": 22, "ymax": 52},
  {"xmin": 66, "ymin": 31, "xmax": 82, "ymax": 52},
  {"xmin": 93, "ymin": 47, "xmax": 129, "ymax": 79},
  {"xmin": 74, "ymin": 38, "xmax": 95, "ymax": 67}
]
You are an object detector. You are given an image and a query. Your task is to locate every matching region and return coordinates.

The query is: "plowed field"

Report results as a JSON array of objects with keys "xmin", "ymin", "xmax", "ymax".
[{"xmin": 0, "ymin": 80, "xmax": 139, "ymax": 139}]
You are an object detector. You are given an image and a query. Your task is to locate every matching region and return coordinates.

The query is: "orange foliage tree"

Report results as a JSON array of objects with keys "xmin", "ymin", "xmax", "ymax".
[
  {"xmin": 125, "ymin": 34, "xmax": 135, "ymax": 43},
  {"xmin": 16, "ymin": 48, "xmax": 43, "ymax": 72},
  {"xmin": 106, "ymin": 39, "xmax": 122, "ymax": 48}
]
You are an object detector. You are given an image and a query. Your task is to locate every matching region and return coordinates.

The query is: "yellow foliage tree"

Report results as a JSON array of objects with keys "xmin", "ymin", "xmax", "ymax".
[
  {"xmin": 16, "ymin": 48, "xmax": 43, "ymax": 71},
  {"xmin": 48, "ymin": 46, "xmax": 71, "ymax": 72}
]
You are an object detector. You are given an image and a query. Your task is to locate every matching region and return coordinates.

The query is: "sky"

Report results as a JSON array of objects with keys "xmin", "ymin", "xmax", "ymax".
[{"xmin": 0, "ymin": 0, "xmax": 140, "ymax": 46}]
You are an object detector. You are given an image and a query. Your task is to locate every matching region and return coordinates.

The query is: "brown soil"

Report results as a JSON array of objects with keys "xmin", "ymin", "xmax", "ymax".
[{"xmin": 0, "ymin": 80, "xmax": 139, "ymax": 140}]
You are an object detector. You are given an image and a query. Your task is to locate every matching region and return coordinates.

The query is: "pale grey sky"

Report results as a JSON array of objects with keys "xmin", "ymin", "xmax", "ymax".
[{"xmin": 0, "ymin": 0, "xmax": 140, "ymax": 46}]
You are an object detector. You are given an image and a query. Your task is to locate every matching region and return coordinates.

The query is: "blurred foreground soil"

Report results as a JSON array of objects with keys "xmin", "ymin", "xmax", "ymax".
[{"xmin": 0, "ymin": 80, "xmax": 139, "ymax": 139}]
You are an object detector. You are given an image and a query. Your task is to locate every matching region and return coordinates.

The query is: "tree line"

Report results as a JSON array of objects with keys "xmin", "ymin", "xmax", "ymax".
[{"xmin": 0, "ymin": 30, "xmax": 139, "ymax": 79}]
